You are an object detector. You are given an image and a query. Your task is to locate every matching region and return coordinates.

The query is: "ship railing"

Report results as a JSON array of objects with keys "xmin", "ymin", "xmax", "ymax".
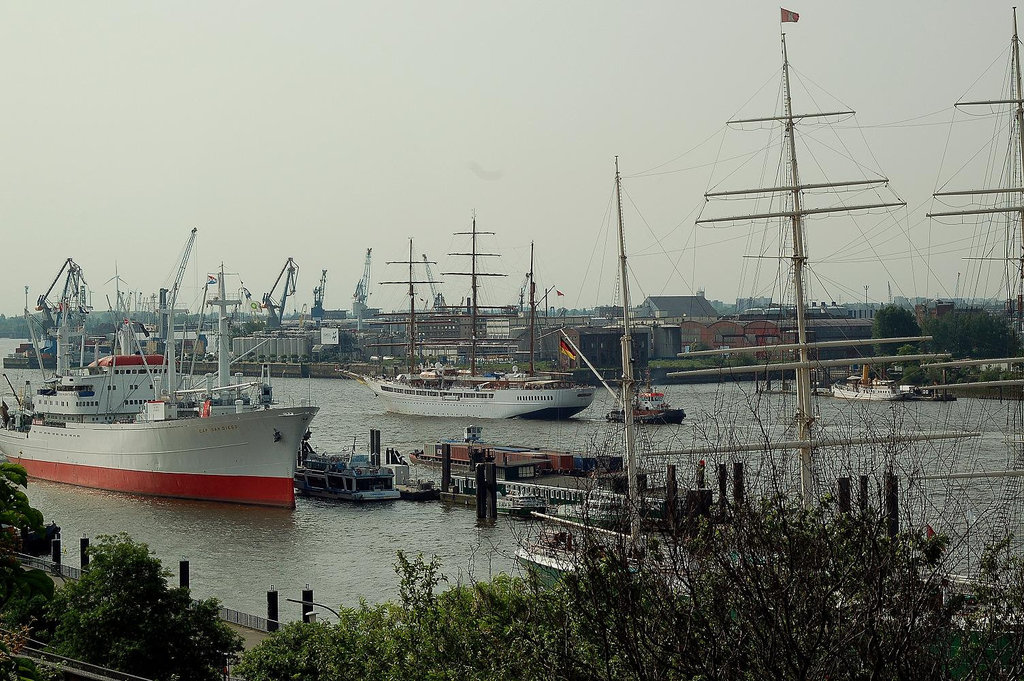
[
  {"xmin": 462, "ymin": 479, "xmax": 624, "ymax": 508},
  {"xmin": 15, "ymin": 552, "xmax": 274, "ymax": 633}
]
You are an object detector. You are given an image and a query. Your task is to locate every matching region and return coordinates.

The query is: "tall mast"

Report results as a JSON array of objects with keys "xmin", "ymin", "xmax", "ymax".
[
  {"xmin": 693, "ymin": 33, "xmax": 905, "ymax": 509},
  {"xmin": 782, "ymin": 35, "xmax": 816, "ymax": 507},
  {"xmin": 380, "ymin": 240, "xmax": 436, "ymax": 374},
  {"xmin": 446, "ymin": 214, "xmax": 502, "ymax": 375},
  {"xmin": 210, "ymin": 264, "xmax": 240, "ymax": 389},
  {"xmin": 615, "ymin": 157, "xmax": 640, "ymax": 539},
  {"xmin": 1014, "ymin": 7, "xmax": 1024, "ymax": 332},
  {"xmin": 470, "ymin": 216, "xmax": 478, "ymax": 374},
  {"xmin": 928, "ymin": 10, "xmax": 1024, "ymax": 336},
  {"xmin": 409, "ymin": 239, "xmax": 416, "ymax": 374},
  {"xmin": 529, "ymin": 241, "xmax": 536, "ymax": 375}
]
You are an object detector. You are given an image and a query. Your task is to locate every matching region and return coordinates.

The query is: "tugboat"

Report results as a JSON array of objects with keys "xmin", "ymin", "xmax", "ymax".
[
  {"xmin": 606, "ymin": 386, "xmax": 685, "ymax": 425},
  {"xmin": 295, "ymin": 441, "xmax": 400, "ymax": 502}
]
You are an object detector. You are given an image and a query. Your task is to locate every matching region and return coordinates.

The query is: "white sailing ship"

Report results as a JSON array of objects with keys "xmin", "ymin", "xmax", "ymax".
[{"xmin": 361, "ymin": 227, "xmax": 595, "ymax": 420}]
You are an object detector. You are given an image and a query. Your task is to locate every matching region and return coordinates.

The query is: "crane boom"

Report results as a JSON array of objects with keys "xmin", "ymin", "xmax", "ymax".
[
  {"xmin": 169, "ymin": 228, "xmax": 198, "ymax": 314},
  {"xmin": 166, "ymin": 228, "xmax": 198, "ymax": 393},
  {"xmin": 422, "ymin": 254, "xmax": 445, "ymax": 308},
  {"xmin": 262, "ymin": 258, "xmax": 299, "ymax": 328}
]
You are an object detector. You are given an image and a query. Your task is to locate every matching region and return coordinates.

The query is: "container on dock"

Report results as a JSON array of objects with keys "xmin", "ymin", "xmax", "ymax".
[
  {"xmin": 545, "ymin": 453, "xmax": 576, "ymax": 473},
  {"xmin": 573, "ymin": 456, "xmax": 598, "ymax": 474}
]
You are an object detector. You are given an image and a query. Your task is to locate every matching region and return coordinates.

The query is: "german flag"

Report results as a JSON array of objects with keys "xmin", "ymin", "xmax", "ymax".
[{"xmin": 559, "ymin": 338, "xmax": 577, "ymax": 360}]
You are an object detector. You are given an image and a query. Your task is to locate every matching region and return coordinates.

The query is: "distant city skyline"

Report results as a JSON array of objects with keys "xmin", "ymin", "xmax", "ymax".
[{"xmin": 0, "ymin": 3, "xmax": 1015, "ymax": 319}]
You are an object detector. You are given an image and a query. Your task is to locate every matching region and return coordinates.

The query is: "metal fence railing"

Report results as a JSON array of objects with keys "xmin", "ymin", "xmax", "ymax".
[
  {"xmin": 15, "ymin": 552, "xmax": 271, "ymax": 633},
  {"xmin": 23, "ymin": 645, "xmax": 154, "ymax": 681},
  {"xmin": 16, "ymin": 552, "xmax": 81, "ymax": 580},
  {"xmin": 220, "ymin": 606, "xmax": 272, "ymax": 632}
]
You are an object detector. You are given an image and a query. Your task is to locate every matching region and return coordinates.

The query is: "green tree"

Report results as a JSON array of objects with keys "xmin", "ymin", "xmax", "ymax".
[
  {"xmin": 237, "ymin": 499, "xmax": 1024, "ymax": 681},
  {"xmin": 924, "ymin": 311, "xmax": 1020, "ymax": 359},
  {"xmin": 0, "ymin": 463, "xmax": 54, "ymax": 681},
  {"xmin": 46, "ymin": 534, "xmax": 241, "ymax": 681},
  {"xmin": 872, "ymin": 304, "xmax": 921, "ymax": 354}
]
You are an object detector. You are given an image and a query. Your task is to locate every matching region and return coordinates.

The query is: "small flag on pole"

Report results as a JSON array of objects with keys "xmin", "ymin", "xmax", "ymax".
[
  {"xmin": 206, "ymin": 275, "xmax": 217, "ymax": 286},
  {"xmin": 559, "ymin": 338, "xmax": 577, "ymax": 360},
  {"xmin": 781, "ymin": 7, "xmax": 799, "ymax": 23},
  {"xmin": 556, "ymin": 290, "xmax": 564, "ymax": 297}
]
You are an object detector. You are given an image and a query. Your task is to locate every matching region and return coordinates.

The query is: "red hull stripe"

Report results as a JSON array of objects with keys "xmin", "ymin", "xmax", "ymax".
[{"xmin": 14, "ymin": 458, "xmax": 295, "ymax": 508}]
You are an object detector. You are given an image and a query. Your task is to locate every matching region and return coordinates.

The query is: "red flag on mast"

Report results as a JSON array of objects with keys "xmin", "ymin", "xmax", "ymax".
[{"xmin": 781, "ymin": 8, "xmax": 799, "ymax": 23}]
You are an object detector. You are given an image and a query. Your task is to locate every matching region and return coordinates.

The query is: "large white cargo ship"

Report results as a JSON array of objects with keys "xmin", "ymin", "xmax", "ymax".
[{"xmin": 0, "ymin": 251, "xmax": 318, "ymax": 508}]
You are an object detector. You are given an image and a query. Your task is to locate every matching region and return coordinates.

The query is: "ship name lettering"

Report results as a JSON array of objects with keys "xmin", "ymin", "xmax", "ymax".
[{"xmin": 197, "ymin": 425, "xmax": 240, "ymax": 434}]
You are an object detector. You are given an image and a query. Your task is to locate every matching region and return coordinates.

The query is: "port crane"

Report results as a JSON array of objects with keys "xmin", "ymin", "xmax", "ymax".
[
  {"xmin": 262, "ymin": 258, "xmax": 299, "ymax": 329},
  {"xmin": 34, "ymin": 258, "xmax": 87, "ymax": 333},
  {"xmin": 422, "ymin": 254, "xmax": 445, "ymax": 309},
  {"xmin": 352, "ymin": 248, "xmax": 372, "ymax": 331},
  {"xmin": 32, "ymin": 258, "xmax": 91, "ymax": 375},
  {"xmin": 311, "ymin": 269, "xmax": 327, "ymax": 322},
  {"xmin": 164, "ymin": 228, "xmax": 198, "ymax": 392}
]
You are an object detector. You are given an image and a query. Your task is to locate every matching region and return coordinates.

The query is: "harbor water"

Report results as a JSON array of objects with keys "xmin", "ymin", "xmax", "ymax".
[{"xmin": 1, "ymin": 338, "xmax": 1020, "ymax": 620}]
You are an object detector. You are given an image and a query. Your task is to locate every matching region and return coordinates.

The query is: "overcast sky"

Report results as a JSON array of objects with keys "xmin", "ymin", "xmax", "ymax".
[{"xmin": 0, "ymin": 1, "xmax": 1015, "ymax": 318}]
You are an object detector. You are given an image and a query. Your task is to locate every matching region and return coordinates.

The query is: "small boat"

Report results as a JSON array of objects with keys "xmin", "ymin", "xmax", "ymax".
[
  {"xmin": 294, "ymin": 449, "xmax": 400, "ymax": 502},
  {"xmin": 606, "ymin": 388, "xmax": 685, "ymax": 425},
  {"xmin": 831, "ymin": 365, "xmax": 906, "ymax": 401},
  {"xmin": 497, "ymin": 489, "xmax": 547, "ymax": 518}
]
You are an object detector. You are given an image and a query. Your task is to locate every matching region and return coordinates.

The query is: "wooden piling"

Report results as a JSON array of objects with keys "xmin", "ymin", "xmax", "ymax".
[
  {"xmin": 369, "ymin": 429, "xmax": 381, "ymax": 465},
  {"xmin": 732, "ymin": 462, "xmax": 744, "ymax": 505},
  {"xmin": 665, "ymin": 465, "xmax": 678, "ymax": 530},
  {"xmin": 441, "ymin": 443, "xmax": 452, "ymax": 493},
  {"xmin": 485, "ymin": 462, "xmax": 497, "ymax": 520},
  {"xmin": 717, "ymin": 463, "xmax": 728, "ymax": 514},
  {"xmin": 301, "ymin": 587, "xmax": 314, "ymax": 623},
  {"xmin": 697, "ymin": 489, "xmax": 713, "ymax": 516},
  {"xmin": 837, "ymin": 477, "xmax": 851, "ymax": 514},
  {"xmin": 859, "ymin": 474, "xmax": 870, "ymax": 512},
  {"xmin": 267, "ymin": 589, "xmax": 279, "ymax": 632},
  {"xmin": 80, "ymin": 537, "xmax": 89, "ymax": 569},
  {"xmin": 475, "ymin": 464, "xmax": 487, "ymax": 519},
  {"xmin": 179, "ymin": 560, "xmax": 189, "ymax": 590},
  {"xmin": 884, "ymin": 471, "xmax": 899, "ymax": 537}
]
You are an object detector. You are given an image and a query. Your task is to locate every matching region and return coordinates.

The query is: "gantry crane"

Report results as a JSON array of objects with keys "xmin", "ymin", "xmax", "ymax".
[
  {"xmin": 311, "ymin": 269, "xmax": 327, "ymax": 322},
  {"xmin": 352, "ymin": 249, "xmax": 372, "ymax": 331},
  {"xmin": 262, "ymin": 258, "xmax": 299, "ymax": 329}
]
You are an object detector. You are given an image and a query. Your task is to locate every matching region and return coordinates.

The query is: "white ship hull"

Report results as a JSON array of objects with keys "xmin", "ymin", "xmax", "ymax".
[
  {"xmin": 0, "ymin": 406, "xmax": 318, "ymax": 507},
  {"xmin": 365, "ymin": 379, "xmax": 594, "ymax": 419},
  {"xmin": 830, "ymin": 384, "xmax": 905, "ymax": 402}
]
